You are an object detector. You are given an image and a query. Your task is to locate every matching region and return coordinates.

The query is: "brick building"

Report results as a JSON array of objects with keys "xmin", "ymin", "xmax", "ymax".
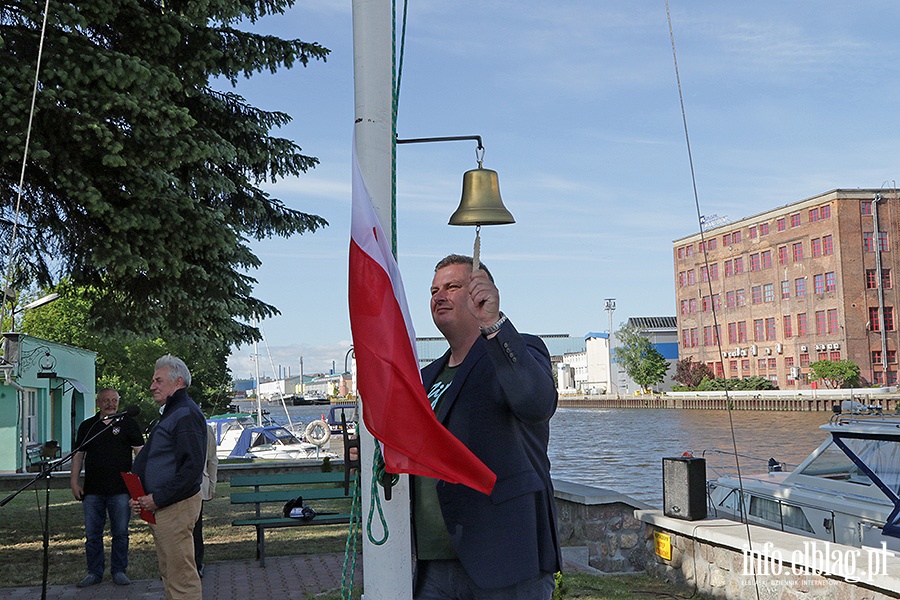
[{"xmin": 674, "ymin": 188, "xmax": 898, "ymax": 389}]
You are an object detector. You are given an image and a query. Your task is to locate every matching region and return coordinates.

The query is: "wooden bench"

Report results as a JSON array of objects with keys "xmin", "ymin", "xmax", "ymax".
[{"xmin": 230, "ymin": 471, "xmax": 355, "ymax": 566}]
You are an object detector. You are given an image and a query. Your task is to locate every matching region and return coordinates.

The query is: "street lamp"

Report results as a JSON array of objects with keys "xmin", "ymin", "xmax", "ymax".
[
  {"xmin": 605, "ymin": 298, "xmax": 617, "ymax": 397},
  {"xmin": 6, "ymin": 292, "xmax": 59, "ymax": 332}
]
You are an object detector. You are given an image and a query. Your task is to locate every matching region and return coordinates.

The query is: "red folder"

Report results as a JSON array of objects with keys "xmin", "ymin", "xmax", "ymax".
[{"xmin": 121, "ymin": 472, "xmax": 156, "ymax": 524}]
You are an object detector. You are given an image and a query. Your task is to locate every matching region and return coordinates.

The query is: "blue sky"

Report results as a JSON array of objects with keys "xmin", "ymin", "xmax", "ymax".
[{"xmin": 226, "ymin": 1, "xmax": 900, "ymax": 379}]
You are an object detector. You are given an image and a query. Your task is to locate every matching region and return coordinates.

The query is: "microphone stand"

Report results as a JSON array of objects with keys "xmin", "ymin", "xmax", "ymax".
[{"xmin": 0, "ymin": 415, "xmax": 131, "ymax": 600}]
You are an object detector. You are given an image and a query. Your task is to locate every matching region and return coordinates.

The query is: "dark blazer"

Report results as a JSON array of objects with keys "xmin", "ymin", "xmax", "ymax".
[{"xmin": 421, "ymin": 318, "xmax": 562, "ymax": 589}]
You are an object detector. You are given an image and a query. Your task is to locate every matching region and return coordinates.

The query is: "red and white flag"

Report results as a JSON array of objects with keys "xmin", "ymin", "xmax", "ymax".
[{"xmin": 348, "ymin": 135, "xmax": 496, "ymax": 495}]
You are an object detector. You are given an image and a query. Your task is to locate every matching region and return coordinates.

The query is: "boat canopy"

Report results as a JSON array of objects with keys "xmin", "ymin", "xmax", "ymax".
[
  {"xmin": 831, "ymin": 429, "xmax": 900, "ymax": 538},
  {"xmin": 228, "ymin": 426, "xmax": 304, "ymax": 459}
]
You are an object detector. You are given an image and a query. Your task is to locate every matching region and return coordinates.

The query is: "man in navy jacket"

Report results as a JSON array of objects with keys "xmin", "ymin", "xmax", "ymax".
[
  {"xmin": 131, "ymin": 354, "xmax": 206, "ymax": 600},
  {"xmin": 414, "ymin": 254, "xmax": 561, "ymax": 600}
]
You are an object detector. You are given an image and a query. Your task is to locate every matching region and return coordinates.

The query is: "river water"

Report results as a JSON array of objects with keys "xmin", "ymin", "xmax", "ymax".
[{"xmin": 263, "ymin": 402, "xmax": 831, "ymax": 510}]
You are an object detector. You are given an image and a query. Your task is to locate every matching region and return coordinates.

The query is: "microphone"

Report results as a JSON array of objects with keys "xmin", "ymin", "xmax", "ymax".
[{"xmin": 105, "ymin": 406, "xmax": 141, "ymax": 420}]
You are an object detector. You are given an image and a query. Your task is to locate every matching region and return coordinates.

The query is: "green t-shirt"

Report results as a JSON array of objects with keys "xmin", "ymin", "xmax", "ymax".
[{"xmin": 413, "ymin": 363, "xmax": 459, "ymax": 560}]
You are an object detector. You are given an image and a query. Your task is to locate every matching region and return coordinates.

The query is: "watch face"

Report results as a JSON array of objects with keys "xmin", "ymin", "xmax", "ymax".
[{"xmin": 40, "ymin": 354, "xmax": 56, "ymax": 371}]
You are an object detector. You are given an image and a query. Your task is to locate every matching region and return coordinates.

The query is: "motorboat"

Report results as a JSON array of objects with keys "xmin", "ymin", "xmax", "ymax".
[
  {"xmin": 706, "ymin": 413, "xmax": 900, "ymax": 552},
  {"xmin": 226, "ymin": 425, "xmax": 336, "ymax": 460},
  {"xmin": 207, "ymin": 413, "xmax": 335, "ymax": 461}
]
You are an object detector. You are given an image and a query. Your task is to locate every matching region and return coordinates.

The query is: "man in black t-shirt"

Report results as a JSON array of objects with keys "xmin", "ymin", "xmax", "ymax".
[{"xmin": 70, "ymin": 388, "xmax": 144, "ymax": 588}]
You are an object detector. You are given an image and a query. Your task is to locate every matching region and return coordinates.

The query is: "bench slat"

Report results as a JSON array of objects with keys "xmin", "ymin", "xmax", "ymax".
[
  {"xmin": 231, "ymin": 487, "xmax": 354, "ymax": 504},
  {"xmin": 231, "ymin": 472, "xmax": 347, "ymax": 487},
  {"xmin": 232, "ymin": 514, "xmax": 352, "ymax": 528}
]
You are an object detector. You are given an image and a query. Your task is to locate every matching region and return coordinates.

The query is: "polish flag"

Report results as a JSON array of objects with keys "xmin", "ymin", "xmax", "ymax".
[{"xmin": 348, "ymin": 136, "xmax": 496, "ymax": 495}]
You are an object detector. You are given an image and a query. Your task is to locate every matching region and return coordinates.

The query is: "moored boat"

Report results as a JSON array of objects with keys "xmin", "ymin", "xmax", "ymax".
[{"xmin": 706, "ymin": 412, "xmax": 900, "ymax": 552}]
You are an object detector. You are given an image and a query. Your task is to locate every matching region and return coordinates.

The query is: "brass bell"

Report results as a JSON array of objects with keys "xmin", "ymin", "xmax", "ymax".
[{"xmin": 448, "ymin": 166, "xmax": 515, "ymax": 226}]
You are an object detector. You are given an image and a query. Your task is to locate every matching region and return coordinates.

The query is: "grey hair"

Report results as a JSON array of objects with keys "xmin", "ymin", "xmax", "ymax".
[
  {"xmin": 434, "ymin": 254, "xmax": 494, "ymax": 283},
  {"xmin": 155, "ymin": 354, "xmax": 192, "ymax": 387},
  {"xmin": 96, "ymin": 387, "xmax": 119, "ymax": 397}
]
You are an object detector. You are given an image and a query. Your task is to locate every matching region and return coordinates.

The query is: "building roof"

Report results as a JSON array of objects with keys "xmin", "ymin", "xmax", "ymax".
[{"xmin": 627, "ymin": 316, "xmax": 677, "ymax": 331}]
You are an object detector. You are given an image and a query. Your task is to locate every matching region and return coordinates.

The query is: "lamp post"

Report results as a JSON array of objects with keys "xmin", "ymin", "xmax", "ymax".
[{"xmin": 605, "ymin": 298, "xmax": 617, "ymax": 397}]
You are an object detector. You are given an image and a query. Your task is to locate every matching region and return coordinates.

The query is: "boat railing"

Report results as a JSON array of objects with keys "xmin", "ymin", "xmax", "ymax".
[
  {"xmin": 708, "ymin": 484, "xmax": 839, "ymax": 542},
  {"xmin": 701, "ymin": 449, "xmax": 794, "ymax": 479},
  {"xmin": 831, "ymin": 413, "xmax": 900, "ymax": 427}
]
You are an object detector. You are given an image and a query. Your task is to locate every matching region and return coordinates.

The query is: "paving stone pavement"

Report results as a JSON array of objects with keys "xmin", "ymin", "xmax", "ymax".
[{"xmin": 4, "ymin": 552, "xmax": 362, "ymax": 600}]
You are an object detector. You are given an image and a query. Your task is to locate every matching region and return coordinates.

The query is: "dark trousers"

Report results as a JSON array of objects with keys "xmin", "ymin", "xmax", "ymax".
[{"xmin": 192, "ymin": 503, "xmax": 204, "ymax": 572}]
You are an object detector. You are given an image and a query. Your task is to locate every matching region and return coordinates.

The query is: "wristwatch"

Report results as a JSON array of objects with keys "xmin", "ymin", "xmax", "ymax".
[{"xmin": 480, "ymin": 312, "xmax": 507, "ymax": 337}]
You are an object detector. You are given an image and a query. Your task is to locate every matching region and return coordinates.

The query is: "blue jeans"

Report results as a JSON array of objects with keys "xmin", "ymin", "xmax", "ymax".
[{"xmin": 83, "ymin": 493, "xmax": 131, "ymax": 576}]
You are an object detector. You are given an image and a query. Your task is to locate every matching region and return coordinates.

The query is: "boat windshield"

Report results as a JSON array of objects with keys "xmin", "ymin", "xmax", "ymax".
[
  {"xmin": 797, "ymin": 441, "xmax": 872, "ymax": 485},
  {"xmin": 839, "ymin": 437, "xmax": 900, "ymax": 495}
]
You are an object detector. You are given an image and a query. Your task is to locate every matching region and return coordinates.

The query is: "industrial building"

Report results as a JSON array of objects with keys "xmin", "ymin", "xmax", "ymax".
[{"xmin": 674, "ymin": 188, "xmax": 897, "ymax": 388}]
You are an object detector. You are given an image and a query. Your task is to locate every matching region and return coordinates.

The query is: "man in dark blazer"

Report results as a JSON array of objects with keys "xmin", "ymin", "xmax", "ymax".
[{"xmin": 414, "ymin": 254, "xmax": 561, "ymax": 600}]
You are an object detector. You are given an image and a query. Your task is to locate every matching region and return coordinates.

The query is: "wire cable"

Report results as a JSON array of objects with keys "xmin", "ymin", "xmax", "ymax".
[{"xmin": 665, "ymin": 2, "xmax": 759, "ymax": 597}]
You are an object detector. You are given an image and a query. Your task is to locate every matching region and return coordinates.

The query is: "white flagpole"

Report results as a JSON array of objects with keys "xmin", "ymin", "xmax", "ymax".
[{"xmin": 351, "ymin": 1, "xmax": 413, "ymax": 599}]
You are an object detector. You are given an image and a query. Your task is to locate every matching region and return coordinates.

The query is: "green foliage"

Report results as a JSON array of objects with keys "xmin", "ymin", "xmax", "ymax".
[
  {"xmin": 1, "ymin": 0, "xmax": 329, "ymax": 345},
  {"xmin": 809, "ymin": 360, "xmax": 861, "ymax": 389},
  {"xmin": 673, "ymin": 357, "xmax": 714, "ymax": 388},
  {"xmin": 613, "ymin": 323, "xmax": 670, "ymax": 393},
  {"xmin": 20, "ymin": 288, "xmax": 233, "ymax": 428},
  {"xmin": 695, "ymin": 376, "xmax": 778, "ymax": 391}
]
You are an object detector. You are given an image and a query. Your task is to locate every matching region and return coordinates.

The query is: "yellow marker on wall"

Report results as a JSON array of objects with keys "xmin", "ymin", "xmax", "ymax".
[{"xmin": 654, "ymin": 531, "xmax": 672, "ymax": 560}]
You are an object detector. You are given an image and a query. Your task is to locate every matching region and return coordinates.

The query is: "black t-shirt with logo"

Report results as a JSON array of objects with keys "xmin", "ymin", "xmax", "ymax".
[{"xmin": 73, "ymin": 414, "xmax": 144, "ymax": 496}]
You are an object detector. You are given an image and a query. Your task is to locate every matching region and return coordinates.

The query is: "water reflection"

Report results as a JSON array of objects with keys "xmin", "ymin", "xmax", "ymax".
[{"xmin": 548, "ymin": 408, "xmax": 830, "ymax": 508}]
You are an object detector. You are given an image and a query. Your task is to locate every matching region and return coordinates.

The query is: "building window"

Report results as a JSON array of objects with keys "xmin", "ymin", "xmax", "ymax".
[
  {"xmin": 680, "ymin": 300, "xmax": 689, "ymax": 315},
  {"xmin": 800, "ymin": 353, "xmax": 810, "ymax": 367},
  {"xmin": 751, "ymin": 285, "xmax": 762, "ymax": 304},
  {"xmin": 781, "ymin": 280, "xmax": 790, "ymax": 299},
  {"xmin": 880, "ymin": 231, "xmax": 889, "ymax": 251},
  {"xmin": 726, "ymin": 290, "xmax": 735, "ymax": 308},
  {"xmin": 691, "ymin": 328, "xmax": 698, "ymax": 347},
  {"xmin": 678, "ymin": 246, "xmax": 685, "ymax": 259},
  {"xmin": 809, "ymin": 207, "xmax": 819, "ymax": 222},
  {"xmin": 754, "ymin": 319, "xmax": 764, "ymax": 342},
  {"xmin": 724, "ymin": 259, "xmax": 733, "ymax": 277},
  {"xmin": 687, "ymin": 269, "xmax": 696, "ymax": 285},
  {"xmin": 822, "ymin": 235, "xmax": 833, "ymax": 255},
  {"xmin": 785, "ymin": 356, "xmax": 794, "ymax": 368},
  {"xmin": 702, "ymin": 296, "xmax": 711, "ymax": 312},
  {"xmin": 866, "ymin": 269, "xmax": 878, "ymax": 289},
  {"xmin": 707, "ymin": 238, "xmax": 717, "ymax": 251},
  {"xmin": 763, "ymin": 283, "xmax": 775, "ymax": 303},
  {"xmin": 736, "ymin": 289, "xmax": 746, "ymax": 307},
  {"xmin": 768, "ymin": 357, "xmax": 777, "ymax": 369},
  {"xmin": 864, "ymin": 232, "xmax": 875, "ymax": 252},
  {"xmin": 868, "ymin": 307, "xmax": 894, "ymax": 331},
  {"xmin": 709, "ymin": 263, "xmax": 719, "ymax": 280},
  {"xmin": 758, "ymin": 358, "xmax": 767, "ymax": 370},
  {"xmin": 783, "ymin": 315, "xmax": 793, "ymax": 338},
  {"xmin": 733, "ymin": 230, "xmax": 742, "ymax": 243},
  {"xmin": 749, "ymin": 225, "xmax": 758, "ymax": 239},
  {"xmin": 704, "ymin": 326, "xmax": 714, "ymax": 346},
  {"xmin": 689, "ymin": 298, "xmax": 697, "ymax": 313},
  {"xmin": 701, "ymin": 266, "xmax": 709, "ymax": 282},
  {"xmin": 777, "ymin": 217, "xmax": 786, "ymax": 231},
  {"xmin": 872, "ymin": 350, "xmax": 882, "ymax": 365},
  {"xmin": 761, "ymin": 250, "xmax": 772, "ymax": 269},
  {"xmin": 766, "ymin": 317, "xmax": 776, "ymax": 340},
  {"xmin": 723, "ymin": 233, "xmax": 731, "ymax": 246},
  {"xmin": 861, "ymin": 200, "xmax": 872, "ymax": 216},
  {"xmin": 811, "ymin": 238, "xmax": 822, "ymax": 257},
  {"xmin": 792, "ymin": 242, "xmax": 804, "ymax": 261},
  {"xmin": 790, "ymin": 213, "xmax": 801, "ymax": 228},
  {"xmin": 885, "ymin": 269, "xmax": 893, "ymax": 289},
  {"xmin": 815, "ymin": 310, "xmax": 826, "ymax": 335},
  {"xmin": 750, "ymin": 253, "xmax": 760, "ymax": 271},
  {"xmin": 813, "ymin": 274, "xmax": 825, "ymax": 294},
  {"xmin": 759, "ymin": 222, "xmax": 770, "ymax": 236},
  {"xmin": 827, "ymin": 308, "xmax": 838, "ymax": 334},
  {"xmin": 817, "ymin": 352, "xmax": 828, "ymax": 362},
  {"xmin": 685, "ymin": 245, "xmax": 694, "ymax": 256},
  {"xmin": 825, "ymin": 271, "xmax": 836, "ymax": 292},
  {"xmin": 728, "ymin": 322, "xmax": 737, "ymax": 344},
  {"xmin": 797, "ymin": 313, "xmax": 808, "ymax": 336},
  {"xmin": 890, "ymin": 350, "xmax": 898, "ymax": 363},
  {"xmin": 820, "ymin": 205, "xmax": 831, "ymax": 219},
  {"xmin": 778, "ymin": 245, "xmax": 788, "ymax": 265},
  {"xmin": 795, "ymin": 278, "xmax": 806, "ymax": 297},
  {"xmin": 733, "ymin": 256, "xmax": 744, "ymax": 274},
  {"xmin": 742, "ymin": 358, "xmax": 750, "ymax": 370},
  {"xmin": 738, "ymin": 321, "xmax": 747, "ymax": 343},
  {"xmin": 713, "ymin": 294, "xmax": 721, "ymax": 310}
]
